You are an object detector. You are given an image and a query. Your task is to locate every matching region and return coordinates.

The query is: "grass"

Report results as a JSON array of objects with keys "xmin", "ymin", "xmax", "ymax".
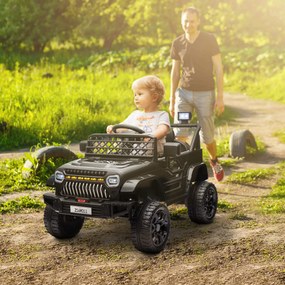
[
  {"xmin": 225, "ymin": 162, "xmax": 285, "ymax": 213},
  {"xmin": 0, "ymin": 157, "xmax": 42, "ymax": 194},
  {"xmin": 218, "ymin": 200, "xmax": 234, "ymax": 210},
  {"xmin": 0, "ymin": 64, "xmax": 146, "ymax": 150},
  {"xmin": 259, "ymin": 162, "xmax": 285, "ymax": 213},
  {"xmin": 274, "ymin": 130, "xmax": 285, "ymax": 144},
  {"xmin": 0, "ymin": 196, "xmax": 45, "ymax": 214},
  {"xmin": 0, "ymin": 153, "xmax": 73, "ymax": 196},
  {"xmin": 226, "ymin": 168, "xmax": 276, "ymax": 184},
  {"xmin": 225, "ymin": 68, "xmax": 285, "ymax": 104}
]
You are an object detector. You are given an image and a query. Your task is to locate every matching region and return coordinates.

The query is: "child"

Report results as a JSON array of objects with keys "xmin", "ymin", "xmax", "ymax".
[{"xmin": 106, "ymin": 75, "xmax": 170, "ymax": 155}]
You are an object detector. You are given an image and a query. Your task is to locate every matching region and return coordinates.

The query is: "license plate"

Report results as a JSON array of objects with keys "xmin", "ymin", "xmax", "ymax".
[{"xmin": 70, "ymin": 205, "xmax": 92, "ymax": 215}]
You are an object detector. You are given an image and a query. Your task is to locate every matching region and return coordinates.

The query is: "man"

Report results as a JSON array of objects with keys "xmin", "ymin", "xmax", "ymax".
[{"xmin": 169, "ymin": 6, "xmax": 225, "ymax": 182}]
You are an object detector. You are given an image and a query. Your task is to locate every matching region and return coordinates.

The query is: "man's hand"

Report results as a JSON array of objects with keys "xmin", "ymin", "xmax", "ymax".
[
  {"xmin": 169, "ymin": 101, "xmax": 175, "ymax": 118},
  {"xmin": 215, "ymin": 96, "xmax": 224, "ymax": 116}
]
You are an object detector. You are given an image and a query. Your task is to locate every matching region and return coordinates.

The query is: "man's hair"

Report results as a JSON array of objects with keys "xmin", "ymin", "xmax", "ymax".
[
  {"xmin": 132, "ymin": 75, "xmax": 165, "ymax": 104},
  {"xmin": 182, "ymin": 6, "xmax": 200, "ymax": 18}
]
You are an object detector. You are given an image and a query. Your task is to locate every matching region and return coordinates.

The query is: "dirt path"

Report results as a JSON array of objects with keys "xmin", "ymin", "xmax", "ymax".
[
  {"xmin": 224, "ymin": 92, "xmax": 285, "ymax": 168},
  {"xmin": 0, "ymin": 93, "xmax": 285, "ymax": 285}
]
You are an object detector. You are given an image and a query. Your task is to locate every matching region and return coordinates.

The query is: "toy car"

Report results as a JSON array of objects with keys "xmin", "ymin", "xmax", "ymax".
[{"xmin": 43, "ymin": 112, "xmax": 218, "ymax": 253}]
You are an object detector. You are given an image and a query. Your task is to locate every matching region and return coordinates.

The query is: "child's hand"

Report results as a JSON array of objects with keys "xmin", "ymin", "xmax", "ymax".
[{"xmin": 106, "ymin": 125, "xmax": 113, "ymax": 133}]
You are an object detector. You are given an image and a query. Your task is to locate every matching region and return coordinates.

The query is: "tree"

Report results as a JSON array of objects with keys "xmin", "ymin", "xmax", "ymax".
[{"xmin": 0, "ymin": 0, "xmax": 81, "ymax": 52}]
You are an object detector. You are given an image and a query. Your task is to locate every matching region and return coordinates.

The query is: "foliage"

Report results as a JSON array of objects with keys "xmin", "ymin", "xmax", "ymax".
[
  {"xmin": 0, "ymin": 196, "xmax": 44, "ymax": 214},
  {"xmin": 0, "ymin": 157, "xmax": 43, "ymax": 194},
  {"xmin": 225, "ymin": 68, "xmax": 285, "ymax": 103},
  {"xmin": 0, "ymin": 153, "xmax": 71, "ymax": 195},
  {"xmin": 226, "ymin": 168, "xmax": 276, "ymax": 184},
  {"xmin": 0, "ymin": 0, "xmax": 81, "ymax": 52},
  {"xmin": 1, "ymin": 0, "xmax": 285, "ymax": 52},
  {"xmin": 260, "ymin": 163, "xmax": 285, "ymax": 213},
  {"xmin": 218, "ymin": 200, "xmax": 234, "ymax": 210},
  {"xmin": 274, "ymin": 130, "xmax": 285, "ymax": 144}
]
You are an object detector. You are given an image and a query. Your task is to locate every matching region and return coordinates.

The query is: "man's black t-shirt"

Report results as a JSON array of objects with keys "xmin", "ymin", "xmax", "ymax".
[{"xmin": 170, "ymin": 32, "xmax": 220, "ymax": 91}]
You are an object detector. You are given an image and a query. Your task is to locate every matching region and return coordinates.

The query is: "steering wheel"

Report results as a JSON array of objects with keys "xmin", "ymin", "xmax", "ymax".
[{"xmin": 112, "ymin": 124, "xmax": 145, "ymax": 134}]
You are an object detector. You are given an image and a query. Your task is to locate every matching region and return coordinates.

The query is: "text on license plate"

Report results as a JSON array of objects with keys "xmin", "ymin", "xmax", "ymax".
[{"xmin": 70, "ymin": 205, "xmax": 92, "ymax": 215}]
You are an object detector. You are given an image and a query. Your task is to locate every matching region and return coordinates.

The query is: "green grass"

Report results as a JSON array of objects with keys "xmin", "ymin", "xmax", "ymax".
[
  {"xmin": 218, "ymin": 199, "xmax": 234, "ymax": 210},
  {"xmin": 226, "ymin": 168, "xmax": 276, "ymax": 184},
  {"xmin": 224, "ymin": 163, "xmax": 285, "ymax": 214},
  {"xmin": 260, "ymin": 163, "xmax": 285, "ymax": 213},
  {"xmin": 0, "ymin": 154, "xmax": 72, "ymax": 196},
  {"xmin": 274, "ymin": 130, "xmax": 285, "ymax": 144},
  {"xmin": 0, "ymin": 196, "xmax": 44, "ymax": 214},
  {"xmin": 225, "ymin": 68, "xmax": 285, "ymax": 104},
  {"xmin": 0, "ymin": 157, "xmax": 42, "ymax": 194},
  {"xmin": 0, "ymin": 64, "xmax": 147, "ymax": 150}
]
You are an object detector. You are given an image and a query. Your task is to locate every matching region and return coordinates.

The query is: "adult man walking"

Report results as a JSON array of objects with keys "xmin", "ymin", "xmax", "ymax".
[{"xmin": 169, "ymin": 6, "xmax": 224, "ymax": 181}]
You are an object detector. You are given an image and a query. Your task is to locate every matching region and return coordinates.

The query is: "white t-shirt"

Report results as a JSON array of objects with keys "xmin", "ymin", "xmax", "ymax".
[{"xmin": 123, "ymin": 110, "xmax": 170, "ymax": 155}]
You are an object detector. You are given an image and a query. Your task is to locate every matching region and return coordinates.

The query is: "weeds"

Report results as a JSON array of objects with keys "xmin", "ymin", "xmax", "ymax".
[
  {"xmin": 260, "ymin": 163, "xmax": 285, "ymax": 213},
  {"xmin": 218, "ymin": 200, "xmax": 234, "ymax": 210},
  {"xmin": 226, "ymin": 168, "xmax": 276, "ymax": 184},
  {"xmin": 0, "ymin": 196, "xmax": 44, "ymax": 214},
  {"xmin": 0, "ymin": 153, "xmax": 72, "ymax": 196},
  {"xmin": 274, "ymin": 129, "xmax": 285, "ymax": 144}
]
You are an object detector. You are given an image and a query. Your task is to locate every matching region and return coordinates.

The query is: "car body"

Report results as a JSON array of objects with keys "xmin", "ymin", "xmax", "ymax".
[{"xmin": 43, "ymin": 112, "xmax": 218, "ymax": 253}]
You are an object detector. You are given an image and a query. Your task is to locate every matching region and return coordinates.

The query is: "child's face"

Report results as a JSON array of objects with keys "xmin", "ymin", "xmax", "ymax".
[{"xmin": 133, "ymin": 87, "xmax": 157, "ymax": 111}]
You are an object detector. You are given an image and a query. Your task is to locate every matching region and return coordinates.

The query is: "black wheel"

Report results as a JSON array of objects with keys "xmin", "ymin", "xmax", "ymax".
[
  {"xmin": 22, "ymin": 146, "xmax": 77, "ymax": 178},
  {"xmin": 43, "ymin": 205, "xmax": 84, "ymax": 239},
  {"xmin": 229, "ymin": 129, "xmax": 257, "ymax": 158},
  {"xmin": 131, "ymin": 201, "xmax": 170, "ymax": 253},
  {"xmin": 187, "ymin": 181, "xmax": 218, "ymax": 224}
]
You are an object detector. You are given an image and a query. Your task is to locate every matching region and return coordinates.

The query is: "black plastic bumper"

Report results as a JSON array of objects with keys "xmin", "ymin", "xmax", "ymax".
[{"xmin": 43, "ymin": 192, "xmax": 136, "ymax": 218}]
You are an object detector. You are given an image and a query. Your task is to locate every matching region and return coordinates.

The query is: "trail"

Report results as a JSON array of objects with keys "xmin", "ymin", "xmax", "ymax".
[{"xmin": 223, "ymin": 92, "xmax": 285, "ymax": 172}]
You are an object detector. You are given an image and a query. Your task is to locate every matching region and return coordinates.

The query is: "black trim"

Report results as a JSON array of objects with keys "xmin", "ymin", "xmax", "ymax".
[{"xmin": 43, "ymin": 193, "xmax": 136, "ymax": 219}]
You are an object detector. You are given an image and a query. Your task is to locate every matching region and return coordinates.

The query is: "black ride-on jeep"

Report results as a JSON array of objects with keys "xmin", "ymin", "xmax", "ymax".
[{"xmin": 43, "ymin": 112, "xmax": 218, "ymax": 253}]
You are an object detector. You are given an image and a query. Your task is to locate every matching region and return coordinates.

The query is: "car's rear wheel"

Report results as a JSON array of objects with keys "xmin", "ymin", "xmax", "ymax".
[
  {"xmin": 44, "ymin": 205, "xmax": 84, "ymax": 239},
  {"xmin": 131, "ymin": 201, "xmax": 170, "ymax": 253},
  {"xmin": 187, "ymin": 181, "xmax": 218, "ymax": 224}
]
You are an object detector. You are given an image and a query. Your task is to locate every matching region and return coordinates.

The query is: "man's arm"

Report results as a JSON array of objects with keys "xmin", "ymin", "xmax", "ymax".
[
  {"xmin": 169, "ymin": 59, "xmax": 181, "ymax": 118},
  {"xmin": 212, "ymin": 53, "xmax": 224, "ymax": 116}
]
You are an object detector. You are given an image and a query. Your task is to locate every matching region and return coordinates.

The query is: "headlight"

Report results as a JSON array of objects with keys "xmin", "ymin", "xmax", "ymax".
[
  {"xmin": 55, "ymin": 171, "xmax": 65, "ymax": 183},
  {"xmin": 106, "ymin": 175, "xmax": 120, "ymax": 187}
]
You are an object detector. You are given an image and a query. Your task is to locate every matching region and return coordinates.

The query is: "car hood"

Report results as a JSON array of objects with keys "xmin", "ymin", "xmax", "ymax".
[{"xmin": 57, "ymin": 158, "xmax": 156, "ymax": 178}]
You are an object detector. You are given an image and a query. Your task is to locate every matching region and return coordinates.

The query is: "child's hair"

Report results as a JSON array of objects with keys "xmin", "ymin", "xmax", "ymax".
[{"xmin": 132, "ymin": 75, "xmax": 165, "ymax": 104}]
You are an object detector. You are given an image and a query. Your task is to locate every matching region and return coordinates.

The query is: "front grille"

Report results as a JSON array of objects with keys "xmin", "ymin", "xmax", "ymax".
[{"xmin": 61, "ymin": 181, "xmax": 110, "ymax": 199}]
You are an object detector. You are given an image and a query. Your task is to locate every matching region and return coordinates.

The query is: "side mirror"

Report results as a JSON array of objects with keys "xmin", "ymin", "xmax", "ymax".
[
  {"xmin": 164, "ymin": 142, "xmax": 181, "ymax": 157},
  {"xmin": 79, "ymin": 140, "xmax": 87, "ymax": 152}
]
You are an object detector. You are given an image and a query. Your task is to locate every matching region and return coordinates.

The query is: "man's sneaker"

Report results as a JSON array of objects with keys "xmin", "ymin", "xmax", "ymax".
[{"xmin": 210, "ymin": 159, "xmax": 224, "ymax": 182}]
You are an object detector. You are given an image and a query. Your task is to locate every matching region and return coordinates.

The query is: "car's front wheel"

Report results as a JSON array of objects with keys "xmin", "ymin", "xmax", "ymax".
[
  {"xmin": 131, "ymin": 201, "xmax": 170, "ymax": 253},
  {"xmin": 187, "ymin": 181, "xmax": 218, "ymax": 224},
  {"xmin": 44, "ymin": 205, "xmax": 84, "ymax": 239}
]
